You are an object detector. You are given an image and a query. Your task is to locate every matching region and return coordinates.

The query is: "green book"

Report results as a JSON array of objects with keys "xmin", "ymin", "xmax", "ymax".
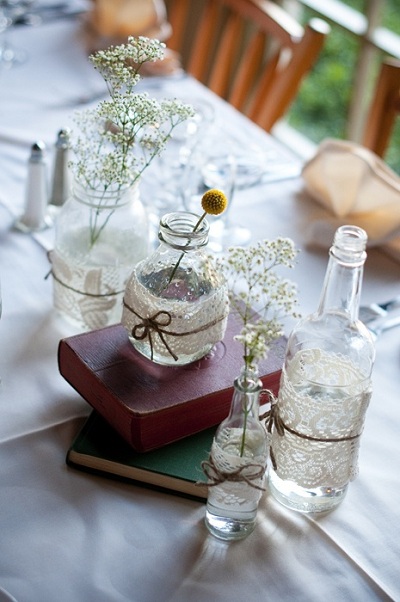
[{"xmin": 66, "ymin": 412, "xmax": 214, "ymax": 501}]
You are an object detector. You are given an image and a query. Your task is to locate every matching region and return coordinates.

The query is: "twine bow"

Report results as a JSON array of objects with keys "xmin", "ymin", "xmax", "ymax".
[
  {"xmin": 130, "ymin": 309, "xmax": 178, "ymax": 361},
  {"xmin": 262, "ymin": 399, "xmax": 285, "ymax": 437},
  {"xmin": 259, "ymin": 390, "xmax": 285, "ymax": 436},
  {"xmin": 123, "ymin": 298, "xmax": 229, "ymax": 362},
  {"xmin": 200, "ymin": 456, "xmax": 266, "ymax": 492}
]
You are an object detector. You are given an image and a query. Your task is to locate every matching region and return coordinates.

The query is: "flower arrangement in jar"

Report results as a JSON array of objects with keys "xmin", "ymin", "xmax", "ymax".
[
  {"xmin": 49, "ymin": 36, "xmax": 194, "ymax": 330},
  {"xmin": 121, "ymin": 189, "xmax": 230, "ymax": 365},
  {"xmin": 203, "ymin": 237, "xmax": 300, "ymax": 541}
]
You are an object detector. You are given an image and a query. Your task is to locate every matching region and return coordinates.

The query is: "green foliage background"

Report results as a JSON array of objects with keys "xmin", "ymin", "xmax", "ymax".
[{"xmin": 286, "ymin": 0, "xmax": 400, "ymax": 173}]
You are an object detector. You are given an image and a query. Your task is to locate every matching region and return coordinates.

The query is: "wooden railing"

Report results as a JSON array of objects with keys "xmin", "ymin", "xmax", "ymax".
[{"xmin": 280, "ymin": 0, "xmax": 400, "ymax": 141}]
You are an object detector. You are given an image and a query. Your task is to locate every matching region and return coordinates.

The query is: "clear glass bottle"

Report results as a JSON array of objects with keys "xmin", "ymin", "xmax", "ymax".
[
  {"xmin": 268, "ymin": 225, "xmax": 375, "ymax": 513},
  {"xmin": 121, "ymin": 211, "xmax": 229, "ymax": 366},
  {"xmin": 205, "ymin": 365, "xmax": 268, "ymax": 541},
  {"xmin": 51, "ymin": 179, "xmax": 148, "ymax": 331}
]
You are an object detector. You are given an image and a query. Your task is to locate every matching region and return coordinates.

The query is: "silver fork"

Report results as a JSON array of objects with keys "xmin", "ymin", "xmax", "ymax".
[{"xmin": 359, "ymin": 295, "xmax": 400, "ymax": 338}]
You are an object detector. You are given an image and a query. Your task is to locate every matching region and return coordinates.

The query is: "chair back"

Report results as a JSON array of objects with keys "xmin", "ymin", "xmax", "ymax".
[
  {"xmin": 166, "ymin": 0, "xmax": 329, "ymax": 131},
  {"xmin": 363, "ymin": 57, "xmax": 400, "ymax": 158}
]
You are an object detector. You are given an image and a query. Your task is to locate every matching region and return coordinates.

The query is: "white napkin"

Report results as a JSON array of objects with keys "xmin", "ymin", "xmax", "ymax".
[{"xmin": 302, "ymin": 138, "xmax": 400, "ymax": 260}]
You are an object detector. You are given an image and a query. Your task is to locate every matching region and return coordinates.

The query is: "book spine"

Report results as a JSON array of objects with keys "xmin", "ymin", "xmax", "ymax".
[
  {"xmin": 58, "ymin": 336, "xmax": 282, "ymax": 452},
  {"xmin": 58, "ymin": 339, "xmax": 135, "ymax": 445}
]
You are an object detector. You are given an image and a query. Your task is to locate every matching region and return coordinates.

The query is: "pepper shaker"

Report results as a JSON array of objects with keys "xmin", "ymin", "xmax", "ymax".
[{"xmin": 49, "ymin": 128, "xmax": 71, "ymax": 212}]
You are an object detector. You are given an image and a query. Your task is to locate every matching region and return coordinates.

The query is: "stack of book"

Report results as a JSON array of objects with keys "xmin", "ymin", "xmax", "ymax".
[
  {"xmin": 60, "ymin": 314, "xmax": 286, "ymax": 498},
  {"xmin": 67, "ymin": 411, "xmax": 214, "ymax": 501}
]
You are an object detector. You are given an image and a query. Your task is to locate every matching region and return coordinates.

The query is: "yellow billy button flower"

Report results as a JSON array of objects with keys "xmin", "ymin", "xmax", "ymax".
[
  {"xmin": 201, "ymin": 189, "xmax": 228, "ymax": 216},
  {"xmin": 193, "ymin": 188, "xmax": 228, "ymax": 232},
  {"xmin": 166, "ymin": 189, "xmax": 228, "ymax": 287}
]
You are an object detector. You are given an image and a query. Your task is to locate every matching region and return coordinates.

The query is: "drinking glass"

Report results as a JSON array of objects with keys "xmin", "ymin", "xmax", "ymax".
[
  {"xmin": 0, "ymin": 277, "xmax": 2, "ymax": 386},
  {"xmin": 0, "ymin": 0, "xmax": 32, "ymax": 67},
  {"xmin": 146, "ymin": 98, "xmax": 215, "ymax": 216},
  {"xmin": 181, "ymin": 148, "xmax": 251, "ymax": 252}
]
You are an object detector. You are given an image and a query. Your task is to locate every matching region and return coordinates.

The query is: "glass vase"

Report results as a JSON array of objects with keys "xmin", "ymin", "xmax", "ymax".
[
  {"xmin": 50, "ymin": 179, "xmax": 149, "ymax": 331},
  {"xmin": 268, "ymin": 225, "xmax": 375, "ymax": 513},
  {"xmin": 121, "ymin": 211, "xmax": 229, "ymax": 366},
  {"xmin": 204, "ymin": 365, "xmax": 269, "ymax": 541}
]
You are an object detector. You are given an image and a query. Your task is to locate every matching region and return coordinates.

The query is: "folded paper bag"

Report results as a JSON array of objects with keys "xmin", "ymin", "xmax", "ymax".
[
  {"xmin": 302, "ymin": 139, "xmax": 400, "ymax": 251},
  {"xmin": 88, "ymin": 0, "xmax": 171, "ymax": 39},
  {"xmin": 84, "ymin": 0, "xmax": 181, "ymax": 75}
]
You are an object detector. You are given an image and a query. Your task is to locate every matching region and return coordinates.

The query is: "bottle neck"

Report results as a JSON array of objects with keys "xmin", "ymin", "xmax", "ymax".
[
  {"xmin": 317, "ymin": 255, "xmax": 364, "ymax": 321},
  {"xmin": 229, "ymin": 365, "xmax": 262, "ymax": 420},
  {"xmin": 317, "ymin": 225, "xmax": 367, "ymax": 321}
]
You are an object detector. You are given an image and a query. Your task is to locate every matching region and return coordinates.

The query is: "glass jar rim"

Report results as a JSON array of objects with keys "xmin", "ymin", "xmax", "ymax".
[
  {"xmin": 72, "ymin": 179, "xmax": 138, "ymax": 209},
  {"xmin": 159, "ymin": 211, "xmax": 209, "ymax": 250}
]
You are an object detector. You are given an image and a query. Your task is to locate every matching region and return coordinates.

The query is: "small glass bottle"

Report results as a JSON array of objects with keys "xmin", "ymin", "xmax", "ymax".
[
  {"xmin": 205, "ymin": 365, "xmax": 268, "ymax": 541},
  {"xmin": 268, "ymin": 225, "xmax": 375, "ymax": 513},
  {"xmin": 50, "ymin": 179, "xmax": 148, "ymax": 331},
  {"xmin": 121, "ymin": 211, "xmax": 229, "ymax": 366}
]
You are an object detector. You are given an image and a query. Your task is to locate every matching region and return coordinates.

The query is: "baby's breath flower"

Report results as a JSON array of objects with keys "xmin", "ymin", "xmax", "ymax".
[
  {"xmin": 90, "ymin": 36, "xmax": 166, "ymax": 93},
  {"xmin": 68, "ymin": 36, "xmax": 194, "ymax": 246},
  {"xmin": 215, "ymin": 238, "xmax": 300, "ymax": 371},
  {"xmin": 216, "ymin": 238, "xmax": 300, "ymax": 457}
]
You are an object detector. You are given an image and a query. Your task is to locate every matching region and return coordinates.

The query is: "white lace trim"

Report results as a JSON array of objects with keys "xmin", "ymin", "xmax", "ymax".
[
  {"xmin": 206, "ymin": 435, "xmax": 267, "ymax": 508},
  {"xmin": 271, "ymin": 349, "xmax": 372, "ymax": 489}
]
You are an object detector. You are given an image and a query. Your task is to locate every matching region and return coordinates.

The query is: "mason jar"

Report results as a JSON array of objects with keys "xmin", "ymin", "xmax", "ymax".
[
  {"xmin": 50, "ymin": 179, "xmax": 149, "ymax": 331},
  {"xmin": 121, "ymin": 211, "xmax": 229, "ymax": 365}
]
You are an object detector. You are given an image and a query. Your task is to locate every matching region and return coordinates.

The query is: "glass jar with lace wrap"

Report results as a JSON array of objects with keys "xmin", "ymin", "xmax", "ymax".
[
  {"xmin": 121, "ymin": 211, "xmax": 229, "ymax": 366},
  {"xmin": 49, "ymin": 179, "xmax": 148, "ymax": 331},
  {"xmin": 268, "ymin": 225, "xmax": 375, "ymax": 513}
]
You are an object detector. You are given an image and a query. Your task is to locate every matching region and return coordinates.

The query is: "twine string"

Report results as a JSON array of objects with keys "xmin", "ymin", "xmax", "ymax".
[
  {"xmin": 260, "ymin": 392, "xmax": 363, "ymax": 471},
  {"xmin": 131, "ymin": 309, "xmax": 178, "ymax": 361},
  {"xmin": 200, "ymin": 455, "xmax": 266, "ymax": 492},
  {"xmin": 49, "ymin": 268, "xmax": 124, "ymax": 298},
  {"xmin": 123, "ymin": 298, "xmax": 229, "ymax": 361},
  {"xmin": 46, "ymin": 251, "xmax": 124, "ymax": 298}
]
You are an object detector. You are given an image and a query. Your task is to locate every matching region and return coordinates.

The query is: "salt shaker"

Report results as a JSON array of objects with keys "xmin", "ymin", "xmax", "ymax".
[
  {"xmin": 49, "ymin": 129, "xmax": 71, "ymax": 211},
  {"xmin": 14, "ymin": 141, "xmax": 51, "ymax": 232}
]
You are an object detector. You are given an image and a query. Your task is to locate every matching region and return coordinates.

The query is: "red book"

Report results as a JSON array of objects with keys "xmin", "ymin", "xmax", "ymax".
[{"xmin": 58, "ymin": 314, "xmax": 286, "ymax": 452}]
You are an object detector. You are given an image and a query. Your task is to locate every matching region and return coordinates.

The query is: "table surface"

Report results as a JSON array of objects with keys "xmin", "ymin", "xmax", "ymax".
[{"xmin": 0, "ymin": 10, "xmax": 399, "ymax": 602}]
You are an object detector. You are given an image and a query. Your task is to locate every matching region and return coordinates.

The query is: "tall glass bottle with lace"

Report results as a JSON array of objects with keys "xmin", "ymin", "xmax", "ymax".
[{"xmin": 268, "ymin": 225, "xmax": 375, "ymax": 513}]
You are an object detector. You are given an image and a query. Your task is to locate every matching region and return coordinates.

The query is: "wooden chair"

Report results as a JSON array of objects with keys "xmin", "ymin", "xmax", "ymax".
[
  {"xmin": 362, "ymin": 57, "xmax": 400, "ymax": 158},
  {"xmin": 165, "ymin": 0, "xmax": 330, "ymax": 132}
]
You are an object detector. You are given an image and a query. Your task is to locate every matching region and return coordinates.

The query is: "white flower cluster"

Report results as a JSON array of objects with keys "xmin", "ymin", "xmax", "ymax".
[
  {"xmin": 70, "ymin": 36, "xmax": 194, "ymax": 192},
  {"xmin": 216, "ymin": 238, "xmax": 300, "ymax": 369},
  {"xmin": 90, "ymin": 36, "xmax": 166, "ymax": 93}
]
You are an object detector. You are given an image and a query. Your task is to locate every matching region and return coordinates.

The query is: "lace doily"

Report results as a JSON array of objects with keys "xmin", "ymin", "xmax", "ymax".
[
  {"xmin": 50, "ymin": 249, "xmax": 125, "ymax": 330},
  {"xmin": 206, "ymin": 434, "xmax": 267, "ymax": 509},
  {"xmin": 271, "ymin": 349, "xmax": 372, "ymax": 489},
  {"xmin": 122, "ymin": 272, "xmax": 229, "ymax": 361}
]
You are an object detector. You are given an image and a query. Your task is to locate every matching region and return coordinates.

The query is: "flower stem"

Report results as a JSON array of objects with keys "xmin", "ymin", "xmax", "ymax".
[
  {"xmin": 239, "ymin": 361, "xmax": 250, "ymax": 457},
  {"xmin": 166, "ymin": 211, "xmax": 207, "ymax": 287},
  {"xmin": 239, "ymin": 404, "xmax": 249, "ymax": 457}
]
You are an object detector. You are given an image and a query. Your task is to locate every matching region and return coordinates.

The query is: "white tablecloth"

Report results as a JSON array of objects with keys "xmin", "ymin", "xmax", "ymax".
[{"xmin": 0, "ymin": 13, "xmax": 399, "ymax": 602}]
